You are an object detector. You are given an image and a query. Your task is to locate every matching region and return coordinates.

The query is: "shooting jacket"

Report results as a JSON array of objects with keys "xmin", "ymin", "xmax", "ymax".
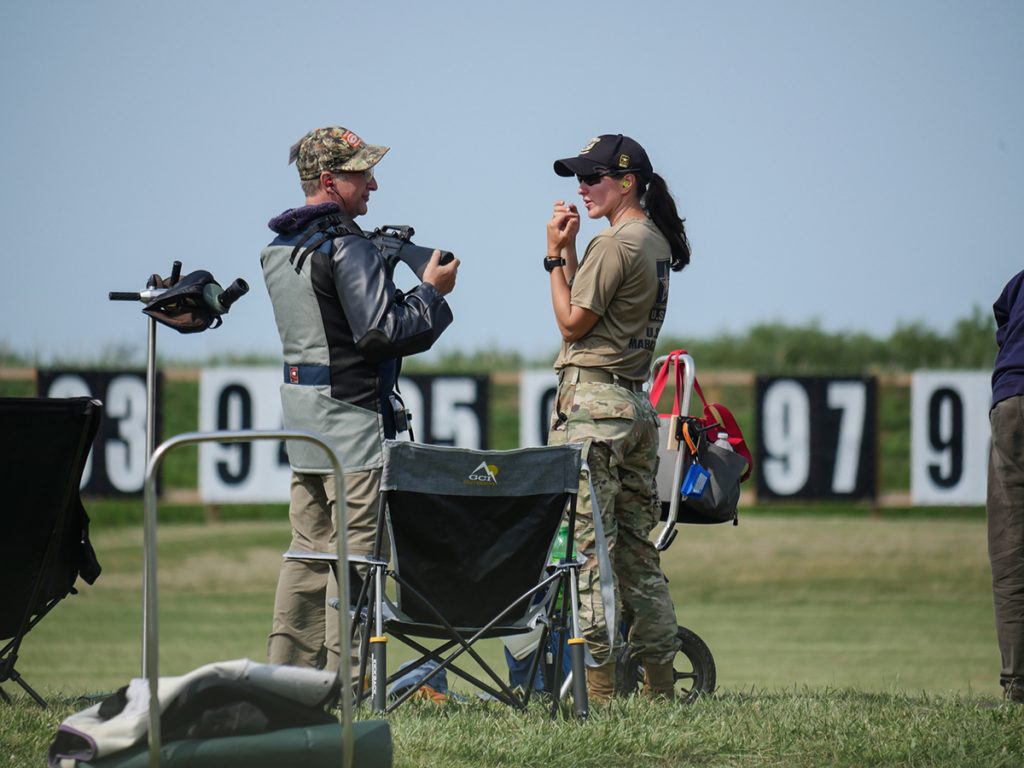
[{"xmin": 261, "ymin": 203, "xmax": 452, "ymax": 473}]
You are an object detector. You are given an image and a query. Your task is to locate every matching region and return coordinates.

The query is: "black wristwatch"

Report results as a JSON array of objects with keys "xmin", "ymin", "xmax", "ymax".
[{"xmin": 544, "ymin": 256, "xmax": 566, "ymax": 272}]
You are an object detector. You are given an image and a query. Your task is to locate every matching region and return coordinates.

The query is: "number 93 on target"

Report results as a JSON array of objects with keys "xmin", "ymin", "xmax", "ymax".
[{"xmin": 38, "ymin": 369, "xmax": 160, "ymax": 496}]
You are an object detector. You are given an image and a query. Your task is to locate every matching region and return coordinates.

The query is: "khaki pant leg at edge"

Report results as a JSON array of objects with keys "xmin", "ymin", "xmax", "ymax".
[
  {"xmin": 268, "ymin": 472, "xmax": 335, "ymax": 668},
  {"xmin": 988, "ymin": 395, "xmax": 1024, "ymax": 685},
  {"xmin": 340, "ymin": 466, "xmax": 387, "ymax": 675},
  {"xmin": 268, "ymin": 467, "xmax": 383, "ymax": 670}
]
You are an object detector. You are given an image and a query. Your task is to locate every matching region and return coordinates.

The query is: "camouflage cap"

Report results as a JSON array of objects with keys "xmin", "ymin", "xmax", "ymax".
[{"xmin": 289, "ymin": 126, "xmax": 390, "ymax": 180}]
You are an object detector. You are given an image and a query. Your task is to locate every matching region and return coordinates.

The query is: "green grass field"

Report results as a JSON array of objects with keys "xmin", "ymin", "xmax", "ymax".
[
  {"xmin": 5, "ymin": 510, "xmax": 1020, "ymax": 767},
  {"xmin": 6, "ymin": 512, "xmax": 998, "ymax": 696}
]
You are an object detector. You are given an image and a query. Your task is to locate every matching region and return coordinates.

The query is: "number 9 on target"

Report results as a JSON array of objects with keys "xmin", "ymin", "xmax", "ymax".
[{"xmin": 911, "ymin": 371, "xmax": 991, "ymax": 506}]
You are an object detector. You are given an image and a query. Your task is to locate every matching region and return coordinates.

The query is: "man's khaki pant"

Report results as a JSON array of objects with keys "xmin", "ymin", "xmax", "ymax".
[{"xmin": 267, "ymin": 467, "xmax": 385, "ymax": 670}]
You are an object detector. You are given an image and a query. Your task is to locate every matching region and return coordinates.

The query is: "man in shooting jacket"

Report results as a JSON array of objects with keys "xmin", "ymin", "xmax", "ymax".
[{"xmin": 261, "ymin": 125, "xmax": 459, "ymax": 669}]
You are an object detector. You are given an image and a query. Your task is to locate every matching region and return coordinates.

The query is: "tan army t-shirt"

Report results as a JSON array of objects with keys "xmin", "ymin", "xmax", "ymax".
[{"xmin": 554, "ymin": 217, "xmax": 671, "ymax": 382}]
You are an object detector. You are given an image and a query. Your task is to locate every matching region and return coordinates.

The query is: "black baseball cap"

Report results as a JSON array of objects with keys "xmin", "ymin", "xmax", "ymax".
[{"xmin": 553, "ymin": 134, "xmax": 653, "ymax": 178}]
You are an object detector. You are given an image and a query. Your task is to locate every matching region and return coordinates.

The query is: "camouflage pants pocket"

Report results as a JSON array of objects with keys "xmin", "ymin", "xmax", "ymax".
[{"xmin": 547, "ymin": 382, "xmax": 576, "ymax": 440}]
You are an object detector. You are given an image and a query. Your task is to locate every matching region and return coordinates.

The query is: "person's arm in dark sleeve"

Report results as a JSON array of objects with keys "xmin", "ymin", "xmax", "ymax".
[{"xmin": 332, "ymin": 235, "xmax": 454, "ymax": 361}]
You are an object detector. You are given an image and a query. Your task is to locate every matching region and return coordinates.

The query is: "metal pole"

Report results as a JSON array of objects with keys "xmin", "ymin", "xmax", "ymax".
[
  {"xmin": 142, "ymin": 442, "xmax": 161, "ymax": 768},
  {"xmin": 145, "ymin": 317, "xmax": 157, "ymax": 463},
  {"xmin": 141, "ymin": 315, "xmax": 157, "ymax": 678},
  {"xmin": 654, "ymin": 353, "xmax": 695, "ymax": 551},
  {"xmin": 142, "ymin": 429, "xmax": 353, "ymax": 768}
]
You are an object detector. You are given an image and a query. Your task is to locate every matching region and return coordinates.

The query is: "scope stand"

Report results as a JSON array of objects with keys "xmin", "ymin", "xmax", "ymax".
[
  {"xmin": 109, "ymin": 259, "xmax": 248, "ymax": 677},
  {"xmin": 110, "ymin": 288, "xmax": 168, "ymax": 677}
]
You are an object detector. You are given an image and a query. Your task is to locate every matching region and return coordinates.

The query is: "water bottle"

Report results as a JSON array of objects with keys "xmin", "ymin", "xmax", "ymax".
[
  {"xmin": 714, "ymin": 432, "xmax": 734, "ymax": 452},
  {"xmin": 551, "ymin": 522, "xmax": 570, "ymax": 605},
  {"xmin": 551, "ymin": 522, "xmax": 570, "ymax": 564}
]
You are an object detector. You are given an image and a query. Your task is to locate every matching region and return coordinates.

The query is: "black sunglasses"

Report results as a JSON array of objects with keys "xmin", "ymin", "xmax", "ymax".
[
  {"xmin": 576, "ymin": 169, "xmax": 615, "ymax": 186},
  {"xmin": 576, "ymin": 167, "xmax": 644, "ymax": 186}
]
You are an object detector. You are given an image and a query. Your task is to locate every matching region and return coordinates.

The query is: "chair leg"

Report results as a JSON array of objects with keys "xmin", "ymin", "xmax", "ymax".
[
  {"xmin": 569, "ymin": 638, "xmax": 588, "ymax": 717},
  {"xmin": 565, "ymin": 565, "xmax": 589, "ymax": 720},
  {"xmin": 370, "ymin": 636, "xmax": 387, "ymax": 712},
  {"xmin": 369, "ymin": 563, "xmax": 388, "ymax": 713},
  {"xmin": 10, "ymin": 669, "xmax": 48, "ymax": 708}
]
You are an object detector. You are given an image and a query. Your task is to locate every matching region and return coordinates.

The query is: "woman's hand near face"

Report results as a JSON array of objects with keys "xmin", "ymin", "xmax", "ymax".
[
  {"xmin": 544, "ymin": 200, "xmax": 597, "ymax": 341},
  {"xmin": 546, "ymin": 200, "xmax": 580, "ymax": 257}
]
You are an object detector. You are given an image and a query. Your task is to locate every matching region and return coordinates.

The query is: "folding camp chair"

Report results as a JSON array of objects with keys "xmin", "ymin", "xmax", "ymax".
[
  {"xmin": 0, "ymin": 396, "xmax": 103, "ymax": 708},
  {"xmin": 352, "ymin": 440, "xmax": 593, "ymax": 719}
]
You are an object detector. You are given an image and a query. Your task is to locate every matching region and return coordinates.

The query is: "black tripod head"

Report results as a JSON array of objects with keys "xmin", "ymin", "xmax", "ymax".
[{"xmin": 109, "ymin": 260, "xmax": 249, "ymax": 334}]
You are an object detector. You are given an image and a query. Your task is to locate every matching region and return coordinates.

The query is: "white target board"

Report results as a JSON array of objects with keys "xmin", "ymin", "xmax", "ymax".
[
  {"xmin": 519, "ymin": 370, "xmax": 558, "ymax": 447},
  {"xmin": 199, "ymin": 367, "xmax": 489, "ymax": 503},
  {"xmin": 199, "ymin": 367, "xmax": 292, "ymax": 503},
  {"xmin": 911, "ymin": 371, "xmax": 991, "ymax": 506}
]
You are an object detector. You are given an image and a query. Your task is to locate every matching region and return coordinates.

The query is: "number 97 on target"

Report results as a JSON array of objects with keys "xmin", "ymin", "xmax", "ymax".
[{"xmin": 755, "ymin": 376, "xmax": 878, "ymax": 501}]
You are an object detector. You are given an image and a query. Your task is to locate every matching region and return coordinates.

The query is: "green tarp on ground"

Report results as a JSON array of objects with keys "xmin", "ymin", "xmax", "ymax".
[{"xmin": 79, "ymin": 721, "xmax": 391, "ymax": 768}]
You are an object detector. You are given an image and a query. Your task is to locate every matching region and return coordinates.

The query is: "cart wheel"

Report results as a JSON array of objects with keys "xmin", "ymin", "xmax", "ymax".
[{"xmin": 617, "ymin": 625, "xmax": 716, "ymax": 702}]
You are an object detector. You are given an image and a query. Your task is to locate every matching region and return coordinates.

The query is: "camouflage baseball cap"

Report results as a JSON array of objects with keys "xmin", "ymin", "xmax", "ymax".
[{"xmin": 289, "ymin": 126, "xmax": 390, "ymax": 180}]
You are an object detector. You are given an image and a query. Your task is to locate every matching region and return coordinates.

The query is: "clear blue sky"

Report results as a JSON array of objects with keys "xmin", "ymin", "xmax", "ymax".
[{"xmin": 2, "ymin": 0, "xmax": 1021, "ymax": 365}]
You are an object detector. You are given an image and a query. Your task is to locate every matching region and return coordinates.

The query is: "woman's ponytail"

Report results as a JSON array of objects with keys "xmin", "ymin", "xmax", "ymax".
[{"xmin": 641, "ymin": 172, "xmax": 690, "ymax": 272}]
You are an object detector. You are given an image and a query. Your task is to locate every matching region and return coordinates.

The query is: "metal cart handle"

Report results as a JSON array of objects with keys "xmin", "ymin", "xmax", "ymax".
[{"xmin": 649, "ymin": 353, "xmax": 696, "ymax": 551}]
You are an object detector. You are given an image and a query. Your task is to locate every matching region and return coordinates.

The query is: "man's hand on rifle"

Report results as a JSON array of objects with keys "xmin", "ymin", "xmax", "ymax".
[{"xmin": 423, "ymin": 249, "xmax": 459, "ymax": 297}]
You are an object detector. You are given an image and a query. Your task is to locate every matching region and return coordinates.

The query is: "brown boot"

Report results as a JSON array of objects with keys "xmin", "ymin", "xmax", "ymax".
[
  {"xmin": 586, "ymin": 662, "xmax": 617, "ymax": 703},
  {"xmin": 642, "ymin": 659, "xmax": 675, "ymax": 701}
]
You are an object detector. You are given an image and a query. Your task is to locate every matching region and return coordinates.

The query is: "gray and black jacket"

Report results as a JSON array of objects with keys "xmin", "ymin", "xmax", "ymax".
[{"xmin": 261, "ymin": 203, "xmax": 452, "ymax": 473}]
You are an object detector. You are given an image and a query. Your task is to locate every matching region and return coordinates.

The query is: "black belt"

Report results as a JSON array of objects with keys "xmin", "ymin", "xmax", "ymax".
[
  {"xmin": 284, "ymin": 363, "xmax": 330, "ymax": 386},
  {"xmin": 559, "ymin": 366, "xmax": 645, "ymax": 393}
]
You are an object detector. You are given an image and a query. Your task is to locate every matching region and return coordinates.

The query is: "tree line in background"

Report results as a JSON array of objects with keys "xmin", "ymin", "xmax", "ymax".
[
  {"xmin": 414, "ymin": 307, "xmax": 998, "ymax": 375},
  {"xmin": 664, "ymin": 307, "xmax": 997, "ymax": 375},
  {"xmin": 0, "ymin": 308, "xmax": 997, "ymax": 374}
]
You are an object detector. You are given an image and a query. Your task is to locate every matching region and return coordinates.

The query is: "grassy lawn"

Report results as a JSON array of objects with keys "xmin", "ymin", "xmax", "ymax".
[
  {"xmin": 5, "ymin": 511, "xmax": 1017, "ymax": 767},
  {"xmin": 7, "ymin": 512, "xmax": 998, "ymax": 698},
  {"xmin": 670, "ymin": 513, "xmax": 996, "ymax": 694},
  {"xmin": 12, "ymin": 690, "xmax": 1024, "ymax": 768}
]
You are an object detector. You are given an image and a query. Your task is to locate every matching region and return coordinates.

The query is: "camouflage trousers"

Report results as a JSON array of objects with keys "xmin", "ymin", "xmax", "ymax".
[{"xmin": 548, "ymin": 380, "xmax": 679, "ymax": 666}]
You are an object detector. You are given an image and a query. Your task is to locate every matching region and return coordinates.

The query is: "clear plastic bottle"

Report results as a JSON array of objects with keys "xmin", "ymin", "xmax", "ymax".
[
  {"xmin": 714, "ymin": 431, "xmax": 734, "ymax": 452},
  {"xmin": 551, "ymin": 522, "xmax": 570, "ymax": 563}
]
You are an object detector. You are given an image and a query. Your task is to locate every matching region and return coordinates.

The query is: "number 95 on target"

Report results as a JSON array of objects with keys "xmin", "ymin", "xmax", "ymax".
[{"xmin": 755, "ymin": 376, "xmax": 878, "ymax": 501}]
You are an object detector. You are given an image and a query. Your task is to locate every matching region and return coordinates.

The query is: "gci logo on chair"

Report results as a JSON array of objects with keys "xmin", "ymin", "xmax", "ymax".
[{"xmin": 465, "ymin": 461, "xmax": 499, "ymax": 486}]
